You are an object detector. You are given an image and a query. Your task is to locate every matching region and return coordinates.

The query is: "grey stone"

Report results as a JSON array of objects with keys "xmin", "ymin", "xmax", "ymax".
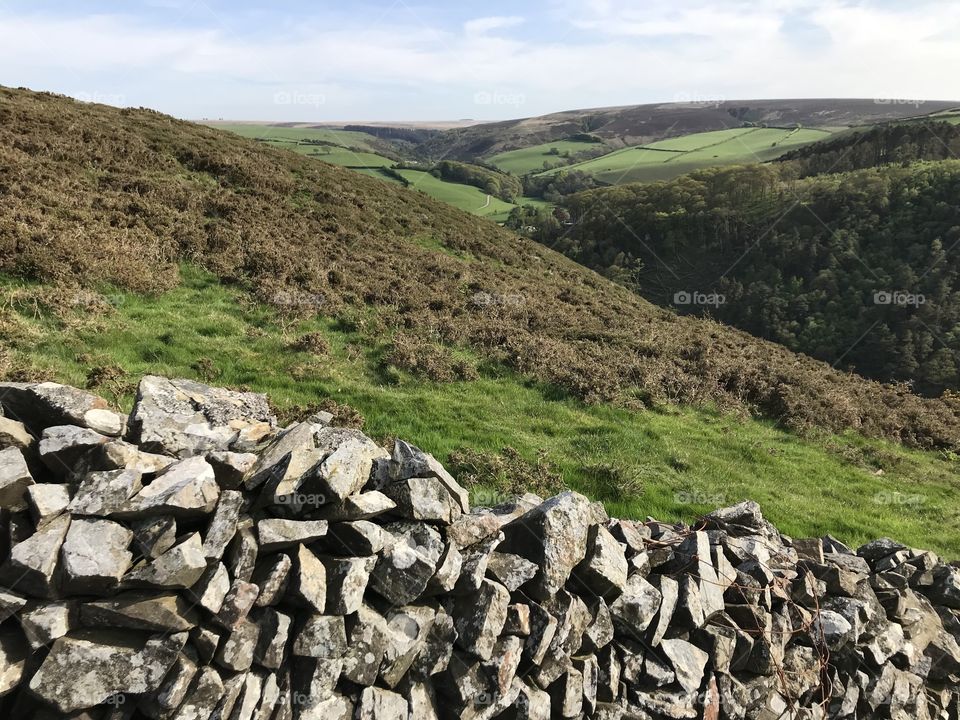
[
  {"xmin": 610, "ymin": 573, "xmax": 662, "ymax": 636},
  {"xmin": 1, "ymin": 512, "xmax": 70, "ymax": 597},
  {"xmin": 20, "ymin": 601, "xmax": 75, "ymax": 650},
  {"xmin": 342, "ymin": 603, "xmax": 390, "ymax": 685},
  {"xmin": 26, "ymin": 483, "xmax": 70, "ymax": 526},
  {"xmin": 312, "ymin": 428, "xmax": 388, "ymax": 501},
  {"xmin": 117, "ymin": 455, "xmax": 219, "ymax": 518},
  {"xmin": 312, "ymin": 490, "xmax": 396, "ymax": 521},
  {"xmin": 215, "ymin": 579, "xmax": 260, "ymax": 630},
  {"xmin": 321, "ymin": 554, "xmax": 375, "ymax": 614},
  {"xmin": 391, "ymin": 440, "xmax": 470, "ymax": 514},
  {"xmin": 69, "ymin": 468, "xmax": 143, "ymax": 516},
  {"xmin": 384, "ymin": 475, "xmax": 462, "ymax": 525},
  {"xmin": 499, "ymin": 491, "xmax": 593, "ymax": 599},
  {"xmin": 293, "ymin": 614, "xmax": 347, "ymax": 658},
  {"xmin": 227, "ymin": 519, "xmax": 259, "ymax": 582},
  {"xmin": 61, "ymin": 517, "xmax": 133, "ymax": 593},
  {"xmin": 370, "ymin": 522, "xmax": 444, "ymax": 605},
  {"xmin": 454, "ymin": 578, "xmax": 509, "ymax": 661},
  {"xmin": 0, "ymin": 447, "xmax": 34, "ymax": 511},
  {"xmin": 813, "ymin": 610, "xmax": 853, "ymax": 650},
  {"xmin": 660, "ymin": 638, "xmax": 709, "ymax": 693},
  {"xmin": 189, "ymin": 562, "xmax": 231, "ymax": 614},
  {"xmin": 82, "ymin": 592, "xmax": 199, "ymax": 632},
  {"xmin": 28, "ymin": 629, "xmax": 186, "ymax": 714},
  {"xmin": 39, "ymin": 425, "xmax": 110, "ymax": 474},
  {"xmin": 289, "ymin": 544, "xmax": 327, "ymax": 612},
  {"xmin": 171, "ymin": 665, "xmax": 224, "ymax": 720},
  {"xmin": 0, "ymin": 382, "xmax": 115, "ymax": 435},
  {"xmin": 256, "ymin": 518, "xmax": 328, "ymax": 551},
  {"xmin": 207, "ymin": 450, "xmax": 257, "ymax": 490},
  {"xmin": 130, "ymin": 515, "xmax": 177, "ymax": 560},
  {"xmin": 326, "ymin": 519, "xmax": 387, "ymax": 555},
  {"xmin": 254, "ymin": 608, "xmax": 291, "ymax": 669},
  {"xmin": 99, "ymin": 439, "xmax": 174, "ymax": 475},
  {"xmin": 487, "ymin": 551, "xmax": 539, "ymax": 592},
  {"xmin": 357, "ymin": 686, "xmax": 408, "ymax": 720},
  {"xmin": 124, "ymin": 532, "xmax": 206, "ymax": 589},
  {"xmin": 0, "ymin": 416, "xmax": 33, "ymax": 451},
  {"xmin": 0, "ymin": 590, "xmax": 27, "ymax": 622},
  {"xmin": 455, "ymin": 531, "xmax": 502, "ymax": 594},
  {"xmin": 0, "ymin": 626, "xmax": 27, "ymax": 697},
  {"xmin": 202, "ymin": 489, "xmax": 243, "ymax": 560},
  {"xmin": 139, "ymin": 652, "xmax": 197, "ymax": 719},
  {"xmin": 215, "ymin": 618, "xmax": 260, "ymax": 672},
  {"xmin": 252, "ymin": 553, "xmax": 292, "ymax": 607},
  {"xmin": 244, "ymin": 421, "xmax": 316, "ymax": 491},
  {"xmin": 572, "ymin": 523, "xmax": 629, "ymax": 600},
  {"xmin": 128, "ymin": 375, "xmax": 275, "ymax": 458}
]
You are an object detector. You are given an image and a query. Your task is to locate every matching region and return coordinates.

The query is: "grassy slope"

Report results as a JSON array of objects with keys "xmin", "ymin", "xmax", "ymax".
[
  {"xmin": 487, "ymin": 139, "xmax": 606, "ymax": 175},
  {"xmin": 396, "ymin": 169, "xmax": 517, "ymax": 221},
  {"xmin": 544, "ymin": 127, "xmax": 833, "ymax": 184},
  {"xmin": 206, "ymin": 123, "xmax": 384, "ymax": 153},
  {"xmin": 4, "ymin": 266, "xmax": 957, "ymax": 555}
]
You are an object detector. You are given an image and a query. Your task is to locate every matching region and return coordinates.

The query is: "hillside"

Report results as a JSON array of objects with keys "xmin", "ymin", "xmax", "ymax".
[
  {"xmin": 552, "ymin": 125, "xmax": 960, "ymax": 394},
  {"xmin": 416, "ymin": 99, "xmax": 960, "ymax": 161},
  {"xmin": 1, "ymin": 86, "xmax": 960, "ymax": 550}
]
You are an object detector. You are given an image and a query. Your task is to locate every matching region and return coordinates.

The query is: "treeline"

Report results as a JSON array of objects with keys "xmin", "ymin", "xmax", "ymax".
[
  {"xmin": 554, "ymin": 161, "xmax": 960, "ymax": 395},
  {"xmin": 430, "ymin": 160, "xmax": 523, "ymax": 202},
  {"xmin": 522, "ymin": 170, "xmax": 603, "ymax": 202},
  {"xmin": 778, "ymin": 120, "xmax": 960, "ymax": 177}
]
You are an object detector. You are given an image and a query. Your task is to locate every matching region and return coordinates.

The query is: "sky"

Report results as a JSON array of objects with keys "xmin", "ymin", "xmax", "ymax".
[{"xmin": 1, "ymin": 0, "xmax": 959, "ymax": 122}]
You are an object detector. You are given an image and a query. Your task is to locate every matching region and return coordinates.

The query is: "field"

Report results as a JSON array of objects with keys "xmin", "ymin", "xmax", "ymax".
[
  {"xmin": 549, "ymin": 127, "xmax": 834, "ymax": 184},
  {"xmin": 4, "ymin": 265, "xmax": 958, "ymax": 555},
  {"xmin": 302, "ymin": 146, "xmax": 395, "ymax": 167},
  {"xmin": 393, "ymin": 169, "xmax": 518, "ymax": 221},
  {"xmin": 207, "ymin": 123, "xmax": 384, "ymax": 153},
  {"xmin": 487, "ymin": 138, "xmax": 607, "ymax": 175}
]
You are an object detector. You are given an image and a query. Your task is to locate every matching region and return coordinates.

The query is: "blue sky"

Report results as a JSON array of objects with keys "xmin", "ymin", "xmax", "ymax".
[{"xmin": 1, "ymin": 0, "xmax": 958, "ymax": 121}]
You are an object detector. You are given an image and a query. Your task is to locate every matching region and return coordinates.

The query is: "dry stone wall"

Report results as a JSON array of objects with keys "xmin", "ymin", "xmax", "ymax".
[{"xmin": 0, "ymin": 376, "xmax": 957, "ymax": 719}]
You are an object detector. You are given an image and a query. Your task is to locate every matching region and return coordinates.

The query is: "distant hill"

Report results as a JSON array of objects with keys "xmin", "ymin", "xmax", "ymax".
[{"xmin": 416, "ymin": 98, "xmax": 960, "ymax": 161}]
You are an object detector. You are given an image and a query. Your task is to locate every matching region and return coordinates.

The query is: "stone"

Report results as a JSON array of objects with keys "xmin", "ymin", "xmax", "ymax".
[
  {"xmin": 0, "ymin": 447, "xmax": 34, "ymax": 511},
  {"xmin": 20, "ymin": 601, "xmax": 74, "ymax": 650},
  {"xmin": 0, "ymin": 626, "xmax": 27, "ymax": 697},
  {"xmin": 207, "ymin": 450, "xmax": 258, "ymax": 490},
  {"xmin": 326, "ymin": 520, "xmax": 387, "ymax": 555},
  {"xmin": 28, "ymin": 629, "xmax": 186, "ymax": 714},
  {"xmin": 456, "ymin": 531, "xmax": 503, "ymax": 594},
  {"xmin": 548, "ymin": 667, "xmax": 583, "ymax": 718},
  {"xmin": 357, "ymin": 686, "xmax": 408, "ymax": 720},
  {"xmin": 189, "ymin": 562, "xmax": 231, "ymax": 614},
  {"xmin": 342, "ymin": 603, "xmax": 390, "ymax": 685},
  {"xmin": 202, "ymin": 489, "xmax": 243, "ymax": 560},
  {"xmin": 0, "ymin": 416, "xmax": 32, "ymax": 451},
  {"xmin": 254, "ymin": 608, "xmax": 291, "ymax": 669},
  {"xmin": 289, "ymin": 544, "xmax": 327, "ymax": 613},
  {"xmin": 39, "ymin": 425, "xmax": 110, "ymax": 474},
  {"xmin": 499, "ymin": 491, "xmax": 593, "ymax": 601},
  {"xmin": 256, "ymin": 518, "xmax": 328, "ymax": 552},
  {"xmin": 81, "ymin": 592, "xmax": 199, "ymax": 632},
  {"xmin": 61, "ymin": 517, "xmax": 133, "ymax": 593},
  {"xmin": 313, "ymin": 490, "xmax": 396, "ymax": 521},
  {"xmin": 252, "ymin": 553, "xmax": 291, "ymax": 607},
  {"xmin": 227, "ymin": 519, "xmax": 259, "ymax": 582},
  {"xmin": 572, "ymin": 524, "xmax": 629, "ymax": 600},
  {"xmin": 524, "ymin": 601, "xmax": 559, "ymax": 666},
  {"xmin": 660, "ymin": 638, "xmax": 709, "ymax": 693},
  {"xmin": 312, "ymin": 429, "xmax": 388, "ymax": 501},
  {"xmin": 128, "ymin": 375, "xmax": 275, "ymax": 458},
  {"xmin": 391, "ymin": 440, "xmax": 470, "ymax": 514},
  {"xmin": 925, "ymin": 565, "xmax": 960, "ymax": 609},
  {"xmin": 215, "ymin": 580, "xmax": 260, "ymax": 630},
  {"xmin": 487, "ymin": 551, "xmax": 539, "ymax": 592},
  {"xmin": 370, "ymin": 521, "xmax": 444, "ymax": 605},
  {"xmin": 650, "ymin": 575, "xmax": 679, "ymax": 646},
  {"xmin": 26, "ymin": 483, "xmax": 70, "ymax": 525},
  {"xmin": 813, "ymin": 610, "xmax": 853, "ymax": 650},
  {"xmin": 100, "ymin": 439, "xmax": 174, "ymax": 474},
  {"xmin": 171, "ymin": 665, "xmax": 224, "ymax": 720},
  {"xmin": 216, "ymin": 619, "xmax": 260, "ymax": 672},
  {"xmin": 69, "ymin": 468, "xmax": 142, "ymax": 516},
  {"xmin": 381, "ymin": 604, "xmax": 437, "ymax": 687},
  {"xmin": 130, "ymin": 516, "xmax": 177, "ymax": 560},
  {"xmin": 384, "ymin": 475, "xmax": 462, "ymax": 525},
  {"xmin": 426, "ymin": 538, "xmax": 463, "ymax": 595},
  {"xmin": 117, "ymin": 455, "xmax": 219, "ymax": 518},
  {"xmin": 243, "ymin": 421, "xmax": 316, "ymax": 491},
  {"xmin": 581, "ymin": 599, "xmax": 615, "ymax": 654},
  {"xmin": 124, "ymin": 532, "xmax": 207, "ymax": 589},
  {"xmin": 320, "ymin": 554, "xmax": 375, "ymax": 614},
  {"xmin": 454, "ymin": 578, "xmax": 510, "ymax": 661},
  {"xmin": 1, "ymin": 512, "xmax": 70, "ymax": 597},
  {"xmin": 139, "ymin": 652, "xmax": 197, "ymax": 719},
  {"xmin": 0, "ymin": 382, "xmax": 114, "ymax": 434},
  {"xmin": 610, "ymin": 573, "xmax": 662, "ymax": 636},
  {"xmin": 0, "ymin": 590, "xmax": 27, "ymax": 622},
  {"xmin": 505, "ymin": 603, "xmax": 532, "ymax": 636},
  {"xmin": 293, "ymin": 614, "xmax": 348, "ymax": 659}
]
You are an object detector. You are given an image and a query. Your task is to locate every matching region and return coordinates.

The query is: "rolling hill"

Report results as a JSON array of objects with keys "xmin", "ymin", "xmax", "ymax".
[{"xmin": 2, "ymin": 86, "xmax": 959, "ymax": 551}]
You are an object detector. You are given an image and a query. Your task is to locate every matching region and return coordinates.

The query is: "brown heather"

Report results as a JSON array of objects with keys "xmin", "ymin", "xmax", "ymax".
[{"xmin": 1, "ymin": 87, "xmax": 959, "ymax": 448}]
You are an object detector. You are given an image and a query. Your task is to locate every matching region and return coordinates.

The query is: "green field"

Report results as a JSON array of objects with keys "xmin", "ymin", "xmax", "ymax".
[
  {"xmin": 487, "ymin": 138, "xmax": 607, "ymax": 175},
  {"xmin": 548, "ymin": 127, "xmax": 835, "ymax": 184},
  {"xmin": 5, "ymin": 266, "xmax": 957, "ymax": 555},
  {"xmin": 303, "ymin": 147, "xmax": 395, "ymax": 167},
  {"xmin": 394, "ymin": 169, "xmax": 518, "ymax": 221},
  {"xmin": 209, "ymin": 123, "xmax": 383, "ymax": 153}
]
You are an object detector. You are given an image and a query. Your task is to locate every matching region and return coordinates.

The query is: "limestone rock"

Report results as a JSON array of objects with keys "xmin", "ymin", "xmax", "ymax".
[
  {"xmin": 61, "ymin": 517, "xmax": 133, "ymax": 593},
  {"xmin": 0, "ymin": 382, "xmax": 115, "ymax": 435},
  {"xmin": 454, "ymin": 578, "xmax": 510, "ymax": 661},
  {"xmin": 660, "ymin": 638, "xmax": 709, "ymax": 693},
  {"xmin": 26, "ymin": 483, "xmax": 70, "ymax": 526},
  {"xmin": 69, "ymin": 468, "xmax": 143, "ymax": 516},
  {"xmin": 117, "ymin": 455, "xmax": 219, "ymax": 518},
  {"xmin": 124, "ymin": 532, "xmax": 206, "ymax": 589},
  {"xmin": 0, "ymin": 417, "xmax": 32, "ymax": 451},
  {"xmin": 81, "ymin": 592, "xmax": 199, "ymax": 632},
  {"xmin": 1, "ymin": 512, "xmax": 70, "ymax": 597},
  {"xmin": 370, "ymin": 522, "xmax": 444, "ymax": 605},
  {"xmin": 256, "ymin": 518, "xmax": 328, "ymax": 552},
  {"xmin": 0, "ymin": 447, "xmax": 34, "ymax": 511}
]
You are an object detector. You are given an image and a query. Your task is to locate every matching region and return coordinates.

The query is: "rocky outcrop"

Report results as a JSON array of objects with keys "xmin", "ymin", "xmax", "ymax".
[{"xmin": 0, "ymin": 376, "xmax": 958, "ymax": 719}]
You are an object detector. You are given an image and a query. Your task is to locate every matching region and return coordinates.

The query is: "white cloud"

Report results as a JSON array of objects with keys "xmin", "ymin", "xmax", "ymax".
[{"xmin": 0, "ymin": 2, "xmax": 957, "ymax": 120}]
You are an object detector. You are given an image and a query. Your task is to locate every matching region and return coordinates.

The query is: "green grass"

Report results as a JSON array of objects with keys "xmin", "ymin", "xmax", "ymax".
[
  {"xmin": 303, "ymin": 147, "xmax": 395, "ymax": 167},
  {"xmin": 548, "ymin": 127, "xmax": 835, "ymax": 184},
  {"xmin": 394, "ymin": 169, "xmax": 517, "ymax": 221},
  {"xmin": 487, "ymin": 139, "xmax": 607, "ymax": 175},
  {"xmin": 5, "ymin": 266, "xmax": 958, "ymax": 556},
  {"xmin": 209, "ymin": 123, "xmax": 383, "ymax": 153}
]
